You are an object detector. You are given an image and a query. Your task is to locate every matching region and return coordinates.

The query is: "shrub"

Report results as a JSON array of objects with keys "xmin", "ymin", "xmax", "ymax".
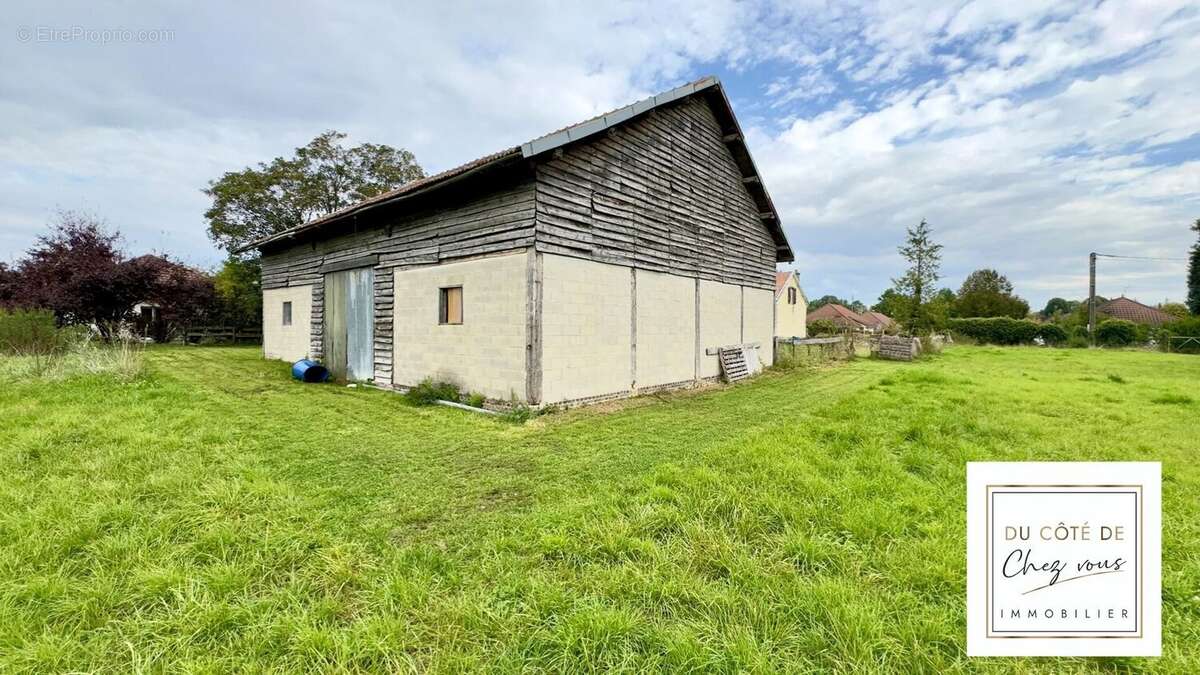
[
  {"xmin": 1037, "ymin": 323, "xmax": 1068, "ymax": 346},
  {"xmin": 466, "ymin": 392, "xmax": 486, "ymax": 409},
  {"xmin": 1096, "ymin": 319, "xmax": 1138, "ymax": 347},
  {"xmin": 1159, "ymin": 316, "xmax": 1200, "ymax": 354},
  {"xmin": 404, "ymin": 378, "xmax": 461, "ymax": 406},
  {"xmin": 499, "ymin": 404, "xmax": 533, "ymax": 424},
  {"xmin": 1066, "ymin": 334, "xmax": 1089, "ymax": 349},
  {"xmin": 918, "ymin": 335, "xmax": 942, "ymax": 357},
  {"xmin": 808, "ymin": 319, "xmax": 839, "ymax": 336},
  {"xmin": 947, "ymin": 317, "xmax": 1040, "ymax": 345},
  {"xmin": 0, "ymin": 309, "xmax": 67, "ymax": 356}
]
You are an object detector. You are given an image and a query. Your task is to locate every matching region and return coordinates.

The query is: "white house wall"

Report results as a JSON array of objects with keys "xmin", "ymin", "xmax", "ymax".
[
  {"xmin": 392, "ymin": 252, "xmax": 528, "ymax": 401},
  {"xmin": 263, "ymin": 285, "xmax": 313, "ymax": 362},
  {"xmin": 774, "ymin": 279, "xmax": 808, "ymax": 339}
]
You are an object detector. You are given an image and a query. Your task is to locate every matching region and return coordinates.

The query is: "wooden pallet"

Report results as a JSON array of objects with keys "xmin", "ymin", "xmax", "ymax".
[{"xmin": 718, "ymin": 347, "xmax": 749, "ymax": 382}]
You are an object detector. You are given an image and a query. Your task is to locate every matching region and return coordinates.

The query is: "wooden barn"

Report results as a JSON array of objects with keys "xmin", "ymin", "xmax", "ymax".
[{"xmin": 239, "ymin": 76, "xmax": 794, "ymax": 406}]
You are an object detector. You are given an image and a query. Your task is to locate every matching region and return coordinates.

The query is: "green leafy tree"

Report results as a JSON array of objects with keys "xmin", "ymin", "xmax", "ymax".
[
  {"xmin": 213, "ymin": 257, "xmax": 262, "ymax": 327},
  {"xmin": 204, "ymin": 131, "xmax": 425, "ymax": 253},
  {"xmin": 848, "ymin": 300, "xmax": 867, "ymax": 314},
  {"xmin": 1188, "ymin": 218, "xmax": 1200, "ymax": 315},
  {"xmin": 1158, "ymin": 302, "xmax": 1189, "ymax": 320},
  {"xmin": 872, "ymin": 289, "xmax": 910, "ymax": 319},
  {"xmin": 891, "ymin": 219, "xmax": 943, "ymax": 333},
  {"xmin": 954, "ymin": 268, "xmax": 1030, "ymax": 318},
  {"xmin": 1041, "ymin": 297, "xmax": 1079, "ymax": 319},
  {"xmin": 808, "ymin": 295, "xmax": 848, "ymax": 311},
  {"xmin": 926, "ymin": 288, "xmax": 957, "ymax": 330}
]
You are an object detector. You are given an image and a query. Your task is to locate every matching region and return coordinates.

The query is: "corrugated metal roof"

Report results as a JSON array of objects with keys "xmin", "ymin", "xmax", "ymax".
[{"xmin": 238, "ymin": 75, "xmax": 793, "ymax": 261}]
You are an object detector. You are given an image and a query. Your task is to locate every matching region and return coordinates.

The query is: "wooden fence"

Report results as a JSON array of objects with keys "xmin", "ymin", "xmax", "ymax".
[
  {"xmin": 776, "ymin": 335, "xmax": 860, "ymax": 361},
  {"xmin": 183, "ymin": 326, "xmax": 262, "ymax": 345}
]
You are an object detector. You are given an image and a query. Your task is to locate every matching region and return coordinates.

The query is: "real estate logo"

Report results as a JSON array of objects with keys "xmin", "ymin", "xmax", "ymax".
[{"xmin": 966, "ymin": 462, "xmax": 1161, "ymax": 657}]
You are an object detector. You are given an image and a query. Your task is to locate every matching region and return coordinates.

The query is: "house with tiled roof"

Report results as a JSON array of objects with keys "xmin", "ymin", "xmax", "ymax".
[
  {"xmin": 1096, "ymin": 296, "xmax": 1173, "ymax": 327},
  {"xmin": 774, "ymin": 271, "xmax": 807, "ymax": 338},
  {"xmin": 807, "ymin": 303, "xmax": 869, "ymax": 331},
  {"xmin": 238, "ymin": 76, "xmax": 793, "ymax": 406},
  {"xmin": 859, "ymin": 310, "xmax": 896, "ymax": 333}
]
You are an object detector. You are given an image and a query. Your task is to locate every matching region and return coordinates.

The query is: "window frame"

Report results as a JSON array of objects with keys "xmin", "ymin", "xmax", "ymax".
[
  {"xmin": 439, "ymin": 286, "xmax": 463, "ymax": 325},
  {"xmin": 282, "ymin": 301, "xmax": 293, "ymax": 326},
  {"xmin": 787, "ymin": 287, "xmax": 797, "ymax": 305}
]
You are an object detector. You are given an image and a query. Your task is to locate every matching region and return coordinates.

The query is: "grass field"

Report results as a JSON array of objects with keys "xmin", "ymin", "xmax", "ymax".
[{"xmin": 1, "ymin": 345, "xmax": 1197, "ymax": 673}]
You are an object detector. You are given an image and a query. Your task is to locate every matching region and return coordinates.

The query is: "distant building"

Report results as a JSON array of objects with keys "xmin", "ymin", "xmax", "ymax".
[
  {"xmin": 774, "ymin": 271, "xmax": 807, "ymax": 338},
  {"xmin": 807, "ymin": 303, "xmax": 870, "ymax": 331},
  {"xmin": 859, "ymin": 311, "xmax": 896, "ymax": 333},
  {"xmin": 1095, "ymin": 296, "xmax": 1173, "ymax": 326}
]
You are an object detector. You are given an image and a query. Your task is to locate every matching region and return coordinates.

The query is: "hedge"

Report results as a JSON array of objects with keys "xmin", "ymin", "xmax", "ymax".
[
  {"xmin": 1036, "ymin": 323, "xmax": 1068, "ymax": 345},
  {"xmin": 1096, "ymin": 319, "xmax": 1137, "ymax": 347},
  {"xmin": 948, "ymin": 317, "xmax": 1041, "ymax": 345}
]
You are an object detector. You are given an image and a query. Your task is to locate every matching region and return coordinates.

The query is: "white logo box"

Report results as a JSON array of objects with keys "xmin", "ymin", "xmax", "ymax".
[{"xmin": 966, "ymin": 462, "xmax": 1161, "ymax": 657}]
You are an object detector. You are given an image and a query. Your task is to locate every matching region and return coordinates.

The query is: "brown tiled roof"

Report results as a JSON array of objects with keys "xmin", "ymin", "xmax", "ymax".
[
  {"xmin": 775, "ymin": 271, "xmax": 791, "ymax": 296},
  {"xmin": 237, "ymin": 76, "xmax": 794, "ymax": 261},
  {"xmin": 860, "ymin": 311, "xmax": 895, "ymax": 329},
  {"xmin": 1096, "ymin": 297, "xmax": 1173, "ymax": 326},
  {"xmin": 807, "ymin": 303, "xmax": 868, "ymax": 327}
]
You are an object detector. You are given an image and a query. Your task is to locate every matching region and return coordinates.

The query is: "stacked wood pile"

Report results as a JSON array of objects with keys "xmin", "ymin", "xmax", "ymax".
[{"xmin": 877, "ymin": 335, "xmax": 920, "ymax": 361}]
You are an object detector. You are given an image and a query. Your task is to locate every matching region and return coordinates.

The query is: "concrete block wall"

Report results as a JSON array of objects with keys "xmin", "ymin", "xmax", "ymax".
[
  {"xmin": 635, "ymin": 270, "xmax": 697, "ymax": 388},
  {"xmin": 698, "ymin": 280, "xmax": 743, "ymax": 379},
  {"xmin": 541, "ymin": 254, "xmax": 632, "ymax": 402},
  {"xmin": 539, "ymin": 253, "xmax": 774, "ymax": 404},
  {"xmin": 263, "ymin": 285, "xmax": 313, "ymax": 362},
  {"xmin": 742, "ymin": 287, "xmax": 775, "ymax": 368},
  {"xmin": 392, "ymin": 252, "xmax": 528, "ymax": 401}
]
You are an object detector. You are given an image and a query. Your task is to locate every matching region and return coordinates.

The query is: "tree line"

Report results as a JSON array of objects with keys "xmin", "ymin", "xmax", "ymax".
[
  {"xmin": 864, "ymin": 218, "xmax": 1199, "ymax": 336},
  {"xmin": 1, "ymin": 132, "xmax": 426, "ymax": 340}
]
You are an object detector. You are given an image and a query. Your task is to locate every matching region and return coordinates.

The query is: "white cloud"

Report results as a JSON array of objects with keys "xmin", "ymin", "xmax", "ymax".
[{"xmin": 0, "ymin": 0, "xmax": 1196, "ymax": 308}]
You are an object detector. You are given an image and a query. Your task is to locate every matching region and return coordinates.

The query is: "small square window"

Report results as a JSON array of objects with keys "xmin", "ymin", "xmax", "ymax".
[
  {"xmin": 439, "ymin": 286, "xmax": 463, "ymax": 325},
  {"xmin": 282, "ymin": 301, "xmax": 293, "ymax": 326}
]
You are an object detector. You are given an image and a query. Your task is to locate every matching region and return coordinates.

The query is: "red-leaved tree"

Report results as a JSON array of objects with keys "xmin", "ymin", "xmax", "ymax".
[{"xmin": 10, "ymin": 211, "xmax": 217, "ymax": 337}]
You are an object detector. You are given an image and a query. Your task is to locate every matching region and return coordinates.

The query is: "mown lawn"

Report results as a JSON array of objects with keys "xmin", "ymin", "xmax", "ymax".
[{"xmin": 1, "ymin": 345, "xmax": 1197, "ymax": 673}]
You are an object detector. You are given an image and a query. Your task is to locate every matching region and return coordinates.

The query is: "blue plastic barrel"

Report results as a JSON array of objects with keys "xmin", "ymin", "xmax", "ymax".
[{"xmin": 292, "ymin": 359, "xmax": 330, "ymax": 383}]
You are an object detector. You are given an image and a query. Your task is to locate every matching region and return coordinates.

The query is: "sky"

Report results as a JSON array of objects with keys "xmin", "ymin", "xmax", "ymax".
[{"xmin": 2, "ymin": 1, "xmax": 1197, "ymax": 310}]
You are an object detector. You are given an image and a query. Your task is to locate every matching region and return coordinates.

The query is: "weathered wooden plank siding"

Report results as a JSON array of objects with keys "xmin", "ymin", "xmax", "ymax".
[
  {"xmin": 534, "ymin": 96, "xmax": 776, "ymax": 290},
  {"xmin": 259, "ymin": 92, "xmax": 780, "ymax": 387},
  {"xmin": 260, "ymin": 175, "xmax": 536, "ymax": 380}
]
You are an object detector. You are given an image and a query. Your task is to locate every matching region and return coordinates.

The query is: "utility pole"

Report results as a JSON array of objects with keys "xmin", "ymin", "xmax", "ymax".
[{"xmin": 1088, "ymin": 252, "xmax": 1097, "ymax": 344}]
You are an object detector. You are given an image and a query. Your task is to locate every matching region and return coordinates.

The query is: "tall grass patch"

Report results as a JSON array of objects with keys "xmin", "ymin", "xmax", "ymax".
[{"xmin": 0, "ymin": 309, "xmax": 144, "ymax": 382}]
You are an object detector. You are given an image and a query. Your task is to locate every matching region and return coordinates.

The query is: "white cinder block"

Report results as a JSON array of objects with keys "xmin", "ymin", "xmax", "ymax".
[
  {"xmin": 743, "ymin": 287, "xmax": 775, "ymax": 367},
  {"xmin": 635, "ymin": 270, "xmax": 696, "ymax": 387},
  {"xmin": 263, "ymin": 285, "xmax": 313, "ymax": 362},
  {"xmin": 698, "ymin": 280, "xmax": 741, "ymax": 378},
  {"xmin": 541, "ymin": 254, "xmax": 631, "ymax": 403},
  {"xmin": 393, "ymin": 252, "xmax": 528, "ymax": 401}
]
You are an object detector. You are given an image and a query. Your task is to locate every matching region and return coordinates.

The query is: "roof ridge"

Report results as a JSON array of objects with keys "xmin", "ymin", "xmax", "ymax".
[{"xmin": 238, "ymin": 75, "xmax": 792, "ymax": 263}]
